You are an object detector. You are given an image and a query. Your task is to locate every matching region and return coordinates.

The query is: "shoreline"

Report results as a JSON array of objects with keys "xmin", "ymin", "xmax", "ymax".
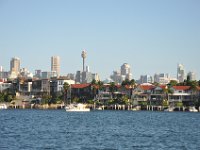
[{"xmin": 1, "ymin": 103, "xmax": 199, "ymax": 112}]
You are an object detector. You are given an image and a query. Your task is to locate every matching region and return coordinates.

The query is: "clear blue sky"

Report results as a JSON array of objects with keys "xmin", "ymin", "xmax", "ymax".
[{"xmin": 0, "ymin": 0, "xmax": 200, "ymax": 80}]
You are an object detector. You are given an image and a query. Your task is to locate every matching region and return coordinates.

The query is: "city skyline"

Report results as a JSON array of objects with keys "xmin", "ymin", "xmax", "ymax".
[
  {"xmin": 0, "ymin": 56, "xmax": 198, "ymax": 82},
  {"xmin": 0, "ymin": 0, "xmax": 199, "ymax": 79}
]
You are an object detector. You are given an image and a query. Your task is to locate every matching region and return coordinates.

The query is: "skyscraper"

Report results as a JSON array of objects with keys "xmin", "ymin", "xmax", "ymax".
[
  {"xmin": 177, "ymin": 64, "xmax": 185, "ymax": 83},
  {"xmin": 121, "ymin": 63, "xmax": 132, "ymax": 80},
  {"xmin": 10, "ymin": 57, "xmax": 20, "ymax": 75},
  {"xmin": 187, "ymin": 71, "xmax": 196, "ymax": 81},
  {"xmin": 51, "ymin": 56, "xmax": 60, "ymax": 77}
]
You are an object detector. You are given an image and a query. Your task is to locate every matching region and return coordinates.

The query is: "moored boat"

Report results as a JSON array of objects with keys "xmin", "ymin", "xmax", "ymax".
[
  {"xmin": 65, "ymin": 103, "xmax": 90, "ymax": 112},
  {"xmin": 189, "ymin": 107, "xmax": 198, "ymax": 112},
  {"xmin": 0, "ymin": 104, "xmax": 8, "ymax": 109},
  {"xmin": 164, "ymin": 107, "xmax": 174, "ymax": 112}
]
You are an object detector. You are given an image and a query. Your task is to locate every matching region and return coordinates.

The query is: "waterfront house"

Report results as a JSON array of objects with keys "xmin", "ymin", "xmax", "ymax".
[
  {"xmin": 132, "ymin": 84, "xmax": 155, "ymax": 106},
  {"xmin": 0, "ymin": 81, "xmax": 12, "ymax": 93},
  {"xmin": 71, "ymin": 84, "xmax": 92, "ymax": 102},
  {"xmin": 18, "ymin": 79, "xmax": 32, "ymax": 95},
  {"xmin": 169, "ymin": 86, "xmax": 194, "ymax": 106},
  {"xmin": 50, "ymin": 78, "xmax": 75, "ymax": 98},
  {"xmin": 150, "ymin": 85, "xmax": 167, "ymax": 105},
  {"xmin": 32, "ymin": 79, "xmax": 42, "ymax": 96}
]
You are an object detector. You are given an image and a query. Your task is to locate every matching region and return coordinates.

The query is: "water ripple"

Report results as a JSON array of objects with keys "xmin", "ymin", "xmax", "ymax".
[{"xmin": 1, "ymin": 110, "xmax": 200, "ymax": 149}]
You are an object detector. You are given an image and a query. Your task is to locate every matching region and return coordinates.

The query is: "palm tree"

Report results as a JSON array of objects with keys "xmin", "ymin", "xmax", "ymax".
[
  {"xmin": 190, "ymin": 81, "xmax": 198, "ymax": 106},
  {"xmin": 121, "ymin": 79, "xmax": 135, "ymax": 99},
  {"xmin": 97, "ymin": 80, "xmax": 104, "ymax": 94},
  {"xmin": 63, "ymin": 82, "xmax": 70, "ymax": 104},
  {"xmin": 129, "ymin": 79, "xmax": 136, "ymax": 98},
  {"xmin": 91, "ymin": 79, "xmax": 98, "ymax": 99},
  {"xmin": 121, "ymin": 79, "xmax": 130, "ymax": 87}
]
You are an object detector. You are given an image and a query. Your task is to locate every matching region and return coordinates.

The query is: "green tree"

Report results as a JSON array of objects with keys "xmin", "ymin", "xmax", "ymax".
[
  {"xmin": 0, "ymin": 93, "xmax": 5, "ymax": 102},
  {"xmin": 162, "ymin": 99, "xmax": 169, "ymax": 107},
  {"xmin": 176, "ymin": 101, "xmax": 183, "ymax": 107},
  {"xmin": 97, "ymin": 81, "xmax": 104, "ymax": 92},
  {"xmin": 121, "ymin": 95, "xmax": 129, "ymax": 105},
  {"xmin": 121, "ymin": 79, "xmax": 130, "ymax": 87},
  {"xmin": 168, "ymin": 80, "xmax": 178, "ymax": 87},
  {"xmin": 5, "ymin": 94, "xmax": 13, "ymax": 102},
  {"xmin": 129, "ymin": 79, "xmax": 136, "ymax": 98},
  {"xmin": 121, "ymin": 79, "xmax": 135, "ymax": 99}
]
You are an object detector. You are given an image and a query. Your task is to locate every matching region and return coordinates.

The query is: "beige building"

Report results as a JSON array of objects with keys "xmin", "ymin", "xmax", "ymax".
[
  {"xmin": 10, "ymin": 57, "xmax": 20, "ymax": 75},
  {"xmin": 51, "ymin": 56, "xmax": 60, "ymax": 77}
]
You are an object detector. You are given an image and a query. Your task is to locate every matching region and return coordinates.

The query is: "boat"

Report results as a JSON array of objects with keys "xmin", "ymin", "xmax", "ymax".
[
  {"xmin": 65, "ymin": 103, "xmax": 90, "ymax": 112},
  {"xmin": 164, "ymin": 107, "xmax": 174, "ymax": 112},
  {"xmin": 95, "ymin": 106, "xmax": 103, "ymax": 110},
  {"xmin": 132, "ymin": 108, "xmax": 138, "ymax": 111},
  {"xmin": 189, "ymin": 107, "xmax": 198, "ymax": 112},
  {"xmin": 0, "ymin": 104, "xmax": 8, "ymax": 109}
]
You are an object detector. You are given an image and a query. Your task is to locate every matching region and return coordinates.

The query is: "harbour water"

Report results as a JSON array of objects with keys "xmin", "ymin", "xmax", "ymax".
[{"xmin": 0, "ymin": 110, "xmax": 200, "ymax": 150}]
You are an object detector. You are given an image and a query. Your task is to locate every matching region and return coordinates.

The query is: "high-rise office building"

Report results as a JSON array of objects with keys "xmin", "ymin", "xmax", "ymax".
[
  {"xmin": 140, "ymin": 75, "xmax": 153, "ymax": 84},
  {"xmin": 34, "ymin": 70, "xmax": 42, "ymax": 79},
  {"xmin": 75, "ymin": 71, "xmax": 82, "ymax": 83},
  {"xmin": 51, "ymin": 56, "xmax": 60, "ymax": 77},
  {"xmin": 110, "ymin": 70, "xmax": 123, "ymax": 84},
  {"xmin": 121, "ymin": 63, "xmax": 132, "ymax": 80},
  {"xmin": 10, "ymin": 57, "xmax": 20, "ymax": 75},
  {"xmin": 154, "ymin": 73, "xmax": 170, "ymax": 84},
  {"xmin": 187, "ymin": 71, "xmax": 196, "ymax": 81},
  {"xmin": 177, "ymin": 64, "xmax": 185, "ymax": 83}
]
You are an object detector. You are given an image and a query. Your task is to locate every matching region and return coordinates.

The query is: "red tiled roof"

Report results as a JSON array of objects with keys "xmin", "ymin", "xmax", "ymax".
[
  {"xmin": 159, "ymin": 85, "xmax": 168, "ymax": 90},
  {"xmin": 173, "ymin": 86, "xmax": 191, "ymax": 91},
  {"xmin": 196, "ymin": 86, "xmax": 200, "ymax": 91},
  {"xmin": 124, "ymin": 85, "xmax": 135, "ymax": 89},
  {"xmin": 71, "ymin": 84, "xmax": 90, "ymax": 89},
  {"xmin": 116, "ymin": 85, "xmax": 121, "ymax": 88},
  {"xmin": 139, "ymin": 85, "xmax": 155, "ymax": 90}
]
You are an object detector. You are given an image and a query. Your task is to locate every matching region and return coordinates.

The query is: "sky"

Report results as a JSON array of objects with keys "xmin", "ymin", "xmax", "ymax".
[{"xmin": 0, "ymin": 0, "xmax": 200, "ymax": 80}]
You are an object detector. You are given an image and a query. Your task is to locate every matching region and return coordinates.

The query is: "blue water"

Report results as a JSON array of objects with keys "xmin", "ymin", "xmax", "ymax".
[{"xmin": 0, "ymin": 110, "xmax": 200, "ymax": 150}]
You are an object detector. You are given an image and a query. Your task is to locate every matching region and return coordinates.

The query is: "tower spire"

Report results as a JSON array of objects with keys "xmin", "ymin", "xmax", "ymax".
[{"xmin": 81, "ymin": 50, "xmax": 87, "ymax": 72}]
